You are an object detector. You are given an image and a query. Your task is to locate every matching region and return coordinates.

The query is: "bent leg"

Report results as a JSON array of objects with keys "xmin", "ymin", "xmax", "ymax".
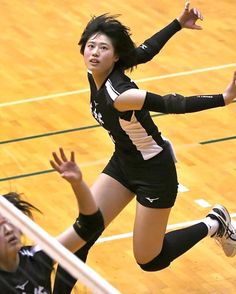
[
  {"xmin": 133, "ymin": 203, "xmax": 208, "ymax": 272},
  {"xmin": 133, "ymin": 203, "xmax": 171, "ymax": 264}
]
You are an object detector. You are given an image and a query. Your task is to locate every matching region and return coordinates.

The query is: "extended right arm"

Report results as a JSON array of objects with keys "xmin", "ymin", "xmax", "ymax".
[{"xmin": 114, "ymin": 71, "xmax": 236, "ymax": 113}]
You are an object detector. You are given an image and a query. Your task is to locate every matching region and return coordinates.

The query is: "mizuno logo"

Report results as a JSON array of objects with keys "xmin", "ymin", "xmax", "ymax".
[
  {"xmin": 145, "ymin": 197, "xmax": 160, "ymax": 203},
  {"xmin": 140, "ymin": 44, "xmax": 148, "ymax": 50}
]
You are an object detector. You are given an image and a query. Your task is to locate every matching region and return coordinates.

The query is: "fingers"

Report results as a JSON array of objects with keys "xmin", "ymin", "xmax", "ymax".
[
  {"xmin": 70, "ymin": 151, "xmax": 75, "ymax": 162},
  {"xmin": 185, "ymin": 1, "xmax": 190, "ymax": 11},
  {"xmin": 192, "ymin": 25, "xmax": 203, "ymax": 30},
  {"xmin": 227, "ymin": 71, "xmax": 236, "ymax": 83},
  {"xmin": 59, "ymin": 147, "xmax": 68, "ymax": 162},
  {"xmin": 50, "ymin": 149, "xmax": 67, "ymax": 173},
  {"xmin": 52, "ymin": 151, "xmax": 63, "ymax": 166},
  {"xmin": 49, "ymin": 159, "xmax": 60, "ymax": 172},
  {"xmin": 51, "ymin": 148, "xmax": 68, "ymax": 165},
  {"xmin": 185, "ymin": 1, "xmax": 204, "ymax": 21},
  {"xmin": 50, "ymin": 148, "xmax": 75, "ymax": 170},
  {"xmin": 232, "ymin": 71, "xmax": 236, "ymax": 88},
  {"xmin": 192, "ymin": 8, "xmax": 203, "ymax": 20},
  {"xmin": 223, "ymin": 71, "xmax": 236, "ymax": 104}
]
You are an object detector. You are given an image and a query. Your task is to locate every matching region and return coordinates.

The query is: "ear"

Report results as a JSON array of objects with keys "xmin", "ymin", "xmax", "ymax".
[{"xmin": 114, "ymin": 54, "xmax": 119, "ymax": 63}]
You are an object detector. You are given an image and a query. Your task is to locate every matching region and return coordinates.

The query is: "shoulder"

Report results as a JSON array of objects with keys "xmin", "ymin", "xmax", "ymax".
[
  {"xmin": 20, "ymin": 245, "xmax": 53, "ymax": 265},
  {"xmin": 19, "ymin": 245, "xmax": 39, "ymax": 256},
  {"xmin": 109, "ymin": 68, "xmax": 132, "ymax": 84},
  {"xmin": 105, "ymin": 68, "xmax": 138, "ymax": 98}
]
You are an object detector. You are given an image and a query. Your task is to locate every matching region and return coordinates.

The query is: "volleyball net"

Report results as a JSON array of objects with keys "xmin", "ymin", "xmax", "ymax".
[{"xmin": 0, "ymin": 195, "xmax": 120, "ymax": 294}]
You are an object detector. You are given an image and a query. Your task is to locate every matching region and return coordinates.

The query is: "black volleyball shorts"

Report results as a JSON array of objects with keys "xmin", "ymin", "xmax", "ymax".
[{"xmin": 102, "ymin": 144, "xmax": 178, "ymax": 208}]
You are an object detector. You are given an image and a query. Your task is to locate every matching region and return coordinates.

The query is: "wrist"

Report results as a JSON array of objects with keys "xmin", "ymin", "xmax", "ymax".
[
  {"xmin": 176, "ymin": 18, "xmax": 183, "ymax": 29},
  {"xmin": 223, "ymin": 93, "xmax": 231, "ymax": 105},
  {"xmin": 70, "ymin": 177, "xmax": 84, "ymax": 187}
]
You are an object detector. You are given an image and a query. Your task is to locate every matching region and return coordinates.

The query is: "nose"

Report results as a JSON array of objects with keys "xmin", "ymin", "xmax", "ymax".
[
  {"xmin": 92, "ymin": 46, "xmax": 99, "ymax": 56},
  {"xmin": 3, "ymin": 222, "xmax": 13, "ymax": 234}
]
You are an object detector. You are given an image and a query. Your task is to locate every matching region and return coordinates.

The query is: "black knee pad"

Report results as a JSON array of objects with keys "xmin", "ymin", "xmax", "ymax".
[
  {"xmin": 73, "ymin": 209, "xmax": 104, "ymax": 241},
  {"xmin": 138, "ymin": 252, "xmax": 171, "ymax": 272}
]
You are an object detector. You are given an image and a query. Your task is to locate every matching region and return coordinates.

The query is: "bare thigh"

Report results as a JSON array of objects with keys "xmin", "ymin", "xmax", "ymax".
[
  {"xmin": 91, "ymin": 173, "xmax": 135, "ymax": 227},
  {"xmin": 133, "ymin": 202, "xmax": 172, "ymax": 264}
]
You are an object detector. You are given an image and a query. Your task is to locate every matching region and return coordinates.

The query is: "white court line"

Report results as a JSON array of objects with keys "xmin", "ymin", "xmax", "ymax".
[
  {"xmin": 135, "ymin": 63, "xmax": 236, "ymax": 83},
  {"xmin": 194, "ymin": 199, "xmax": 211, "ymax": 208},
  {"xmin": 0, "ymin": 88, "xmax": 89, "ymax": 107},
  {"xmin": 1, "ymin": 63, "xmax": 235, "ymax": 108},
  {"xmin": 178, "ymin": 183, "xmax": 189, "ymax": 192},
  {"xmin": 97, "ymin": 213, "xmax": 236, "ymax": 244}
]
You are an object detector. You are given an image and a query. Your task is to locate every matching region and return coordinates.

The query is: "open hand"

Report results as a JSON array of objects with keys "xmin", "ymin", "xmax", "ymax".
[{"xmin": 50, "ymin": 148, "xmax": 82, "ymax": 184}]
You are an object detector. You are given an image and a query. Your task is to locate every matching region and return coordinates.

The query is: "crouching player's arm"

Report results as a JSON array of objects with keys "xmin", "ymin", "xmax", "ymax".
[{"xmin": 50, "ymin": 148, "xmax": 104, "ymax": 252}]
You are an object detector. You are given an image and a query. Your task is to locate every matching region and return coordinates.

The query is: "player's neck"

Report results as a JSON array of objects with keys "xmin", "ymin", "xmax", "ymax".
[{"xmin": 92, "ymin": 66, "xmax": 114, "ymax": 90}]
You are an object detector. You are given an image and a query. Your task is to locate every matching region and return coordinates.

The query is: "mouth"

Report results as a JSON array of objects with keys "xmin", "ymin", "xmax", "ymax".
[
  {"xmin": 89, "ymin": 59, "xmax": 99, "ymax": 65},
  {"xmin": 8, "ymin": 236, "xmax": 19, "ymax": 245}
]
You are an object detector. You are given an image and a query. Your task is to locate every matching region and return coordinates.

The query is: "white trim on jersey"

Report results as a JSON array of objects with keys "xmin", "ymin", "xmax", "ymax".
[
  {"xmin": 105, "ymin": 79, "xmax": 120, "ymax": 101},
  {"xmin": 119, "ymin": 112, "xmax": 163, "ymax": 160},
  {"xmin": 20, "ymin": 245, "xmax": 42, "ymax": 256}
]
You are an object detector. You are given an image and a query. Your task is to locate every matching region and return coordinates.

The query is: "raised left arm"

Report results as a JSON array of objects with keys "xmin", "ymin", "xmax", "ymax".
[{"xmin": 134, "ymin": 1, "xmax": 203, "ymax": 65}]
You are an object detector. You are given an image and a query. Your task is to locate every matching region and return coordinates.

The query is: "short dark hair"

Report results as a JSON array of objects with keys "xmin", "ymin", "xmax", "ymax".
[
  {"xmin": 2, "ymin": 192, "xmax": 41, "ymax": 219},
  {"xmin": 78, "ymin": 14, "xmax": 137, "ymax": 71}
]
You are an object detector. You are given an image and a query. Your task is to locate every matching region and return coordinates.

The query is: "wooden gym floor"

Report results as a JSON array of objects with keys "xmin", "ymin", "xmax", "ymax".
[{"xmin": 0, "ymin": 0, "xmax": 236, "ymax": 293}]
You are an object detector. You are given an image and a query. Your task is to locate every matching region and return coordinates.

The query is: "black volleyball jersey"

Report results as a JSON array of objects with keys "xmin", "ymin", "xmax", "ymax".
[
  {"xmin": 89, "ymin": 70, "xmax": 165, "ymax": 162},
  {"xmin": 88, "ymin": 19, "xmax": 181, "ymax": 162},
  {"xmin": 0, "ymin": 246, "xmax": 53, "ymax": 293}
]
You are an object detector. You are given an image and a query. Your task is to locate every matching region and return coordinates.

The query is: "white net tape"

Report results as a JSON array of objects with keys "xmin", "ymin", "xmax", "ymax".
[{"xmin": 0, "ymin": 196, "xmax": 120, "ymax": 294}]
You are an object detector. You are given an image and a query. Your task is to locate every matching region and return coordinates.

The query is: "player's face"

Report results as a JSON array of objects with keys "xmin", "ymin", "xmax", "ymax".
[
  {"xmin": 0, "ymin": 215, "xmax": 22, "ymax": 262},
  {"xmin": 84, "ymin": 33, "xmax": 119, "ymax": 76}
]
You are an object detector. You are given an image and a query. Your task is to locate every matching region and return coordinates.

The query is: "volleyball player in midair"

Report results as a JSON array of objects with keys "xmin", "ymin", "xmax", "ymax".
[{"xmin": 53, "ymin": 2, "xmax": 236, "ymax": 293}]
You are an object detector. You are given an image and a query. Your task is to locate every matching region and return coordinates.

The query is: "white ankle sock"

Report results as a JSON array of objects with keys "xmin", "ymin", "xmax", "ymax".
[{"xmin": 202, "ymin": 217, "xmax": 220, "ymax": 236}]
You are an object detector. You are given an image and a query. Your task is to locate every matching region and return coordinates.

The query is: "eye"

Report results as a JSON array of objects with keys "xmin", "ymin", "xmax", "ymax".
[
  {"xmin": 87, "ymin": 43, "xmax": 94, "ymax": 49},
  {"xmin": 0, "ymin": 218, "xmax": 6, "ymax": 226}
]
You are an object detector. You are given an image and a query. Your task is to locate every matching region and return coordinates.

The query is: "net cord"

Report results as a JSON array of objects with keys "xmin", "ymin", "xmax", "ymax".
[{"xmin": 0, "ymin": 196, "xmax": 120, "ymax": 294}]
